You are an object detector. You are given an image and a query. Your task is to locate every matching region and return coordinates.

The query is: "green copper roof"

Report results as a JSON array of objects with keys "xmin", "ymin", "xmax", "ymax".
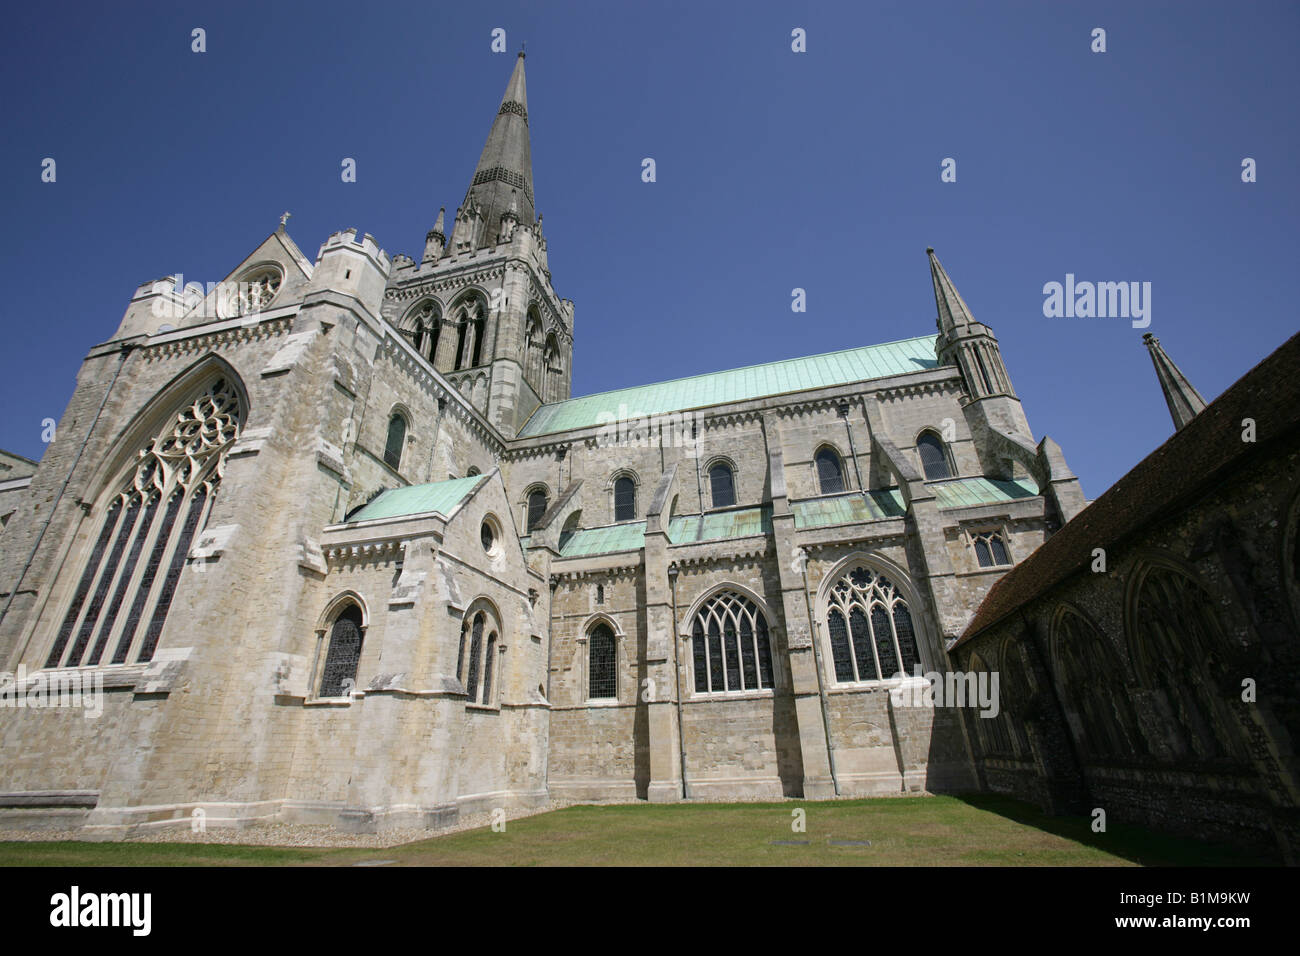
[
  {"xmin": 558, "ymin": 521, "xmax": 646, "ymax": 557},
  {"xmin": 793, "ymin": 491, "xmax": 907, "ymax": 529},
  {"xmin": 519, "ymin": 335, "xmax": 941, "ymax": 437},
  {"xmin": 931, "ymin": 476, "xmax": 1038, "ymax": 509},
  {"xmin": 668, "ymin": 506, "xmax": 773, "ymax": 544},
  {"xmin": 346, "ymin": 475, "xmax": 486, "ymax": 523}
]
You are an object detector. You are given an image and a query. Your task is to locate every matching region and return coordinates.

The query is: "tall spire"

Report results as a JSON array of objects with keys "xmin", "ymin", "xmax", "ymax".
[
  {"xmin": 456, "ymin": 51, "xmax": 535, "ymax": 250},
  {"xmin": 927, "ymin": 247, "xmax": 977, "ymax": 334},
  {"xmin": 1143, "ymin": 332, "xmax": 1207, "ymax": 431}
]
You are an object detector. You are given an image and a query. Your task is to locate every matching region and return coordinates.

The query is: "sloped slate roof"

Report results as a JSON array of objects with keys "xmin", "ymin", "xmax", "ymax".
[
  {"xmin": 346, "ymin": 475, "xmax": 486, "ymax": 522},
  {"xmin": 668, "ymin": 506, "xmax": 773, "ymax": 544},
  {"xmin": 557, "ymin": 521, "xmax": 646, "ymax": 557},
  {"xmin": 956, "ymin": 330, "xmax": 1300, "ymax": 647},
  {"xmin": 519, "ymin": 335, "xmax": 940, "ymax": 437}
]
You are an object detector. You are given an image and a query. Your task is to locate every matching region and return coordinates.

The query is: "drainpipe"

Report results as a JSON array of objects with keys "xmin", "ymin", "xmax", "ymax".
[
  {"xmin": 1, "ymin": 345, "xmax": 133, "ymax": 650},
  {"xmin": 667, "ymin": 561, "xmax": 689, "ymax": 800},
  {"xmin": 838, "ymin": 403, "xmax": 865, "ymax": 493},
  {"xmin": 796, "ymin": 547, "xmax": 840, "ymax": 796}
]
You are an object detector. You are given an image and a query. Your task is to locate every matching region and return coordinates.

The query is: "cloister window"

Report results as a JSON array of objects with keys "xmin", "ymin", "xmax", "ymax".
[
  {"xmin": 384, "ymin": 413, "xmax": 407, "ymax": 471},
  {"xmin": 690, "ymin": 590, "xmax": 774, "ymax": 694},
  {"xmin": 319, "ymin": 604, "xmax": 364, "ymax": 698},
  {"xmin": 824, "ymin": 566, "xmax": 921, "ymax": 682},
  {"xmin": 1054, "ymin": 610, "xmax": 1144, "ymax": 761},
  {"xmin": 588, "ymin": 622, "xmax": 617, "ymax": 699},
  {"xmin": 917, "ymin": 430, "xmax": 952, "ymax": 480},
  {"xmin": 526, "ymin": 488, "xmax": 549, "ymax": 532},
  {"xmin": 815, "ymin": 447, "xmax": 844, "ymax": 495},
  {"xmin": 613, "ymin": 475, "xmax": 637, "ymax": 522},
  {"xmin": 45, "ymin": 377, "xmax": 240, "ymax": 669},
  {"xmin": 709, "ymin": 462, "xmax": 736, "ymax": 508},
  {"xmin": 971, "ymin": 529, "xmax": 1011, "ymax": 567}
]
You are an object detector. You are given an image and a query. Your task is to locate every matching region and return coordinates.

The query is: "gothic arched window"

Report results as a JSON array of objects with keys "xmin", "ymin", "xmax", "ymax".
[
  {"xmin": 1131, "ymin": 566, "xmax": 1245, "ymax": 764},
  {"xmin": 457, "ymin": 605, "xmax": 501, "ymax": 706},
  {"xmin": 45, "ymin": 377, "xmax": 241, "ymax": 669},
  {"xmin": 613, "ymin": 475, "xmax": 637, "ymax": 522},
  {"xmin": 815, "ymin": 447, "xmax": 844, "ymax": 495},
  {"xmin": 588, "ymin": 622, "xmax": 617, "ymax": 700},
  {"xmin": 824, "ymin": 565, "xmax": 921, "ymax": 682},
  {"xmin": 526, "ymin": 487, "xmax": 549, "ymax": 532},
  {"xmin": 690, "ymin": 590, "xmax": 774, "ymax": 694},
  {"xmin": 1053, "ymin": 609, "xmax": 1144, "ymax": 762},
  {"xmin": 319, "ymin": 603, "xmax": 364, "ymax": 698},
  {"xmin": 917, "ymin": 430, "xmax": 952, "ymax": 480},
  {"xmin": 384, "ymin": 413, "xmax": 407, "ymax": 471},
  {"xmin": 709, "ymin": 462, "xmax": 736, "ymax": 508}
]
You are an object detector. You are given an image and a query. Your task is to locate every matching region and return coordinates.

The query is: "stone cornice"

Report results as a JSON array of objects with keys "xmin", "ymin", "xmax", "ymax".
[{"xmin": 139, "ymin": 315, "xmax": 293, "ymax": 361}]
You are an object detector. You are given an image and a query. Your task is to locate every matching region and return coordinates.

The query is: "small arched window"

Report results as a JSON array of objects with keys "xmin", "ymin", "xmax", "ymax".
[
  {"xmin": 589, "ymin": 622, "xmax": 617, "ymax": 700},
  {"xmin": 384, "ymin": 413, "xmax": 407, "ymax": 471},
  {"xmin": 320, "ymin": 604, "xmax": 364, "ymax": 698},
  {"xmin": 709, "ymin": 462, "xmax": 736, "ymax": 508},
  {"xmin": 690, "ymin": 590, "xmax": 774, "ymax": 694},
  {"xmin": 526, "ymin": 488, "xmax": 549, "ymax": 532},
  {"xmin": 613, "ymin": 475, "xmax": 637, "ymax": 522},
  {"xmin": 457, "ymin": 605, "xmax": 502, "ymax": 706},
  {"xmin": 815, "ymin": 447, "xmax": 844, "ymax": 495},
  {"xmin": 917, "ymin": 431, "xmax": 952, "ymax": 480}
]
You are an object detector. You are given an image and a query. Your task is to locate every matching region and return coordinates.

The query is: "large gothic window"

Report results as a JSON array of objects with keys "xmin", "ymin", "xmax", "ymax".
[
  {"xmin": 917, "ymin": 430, "xmax": 952, "ymax": 480},
  {"xmin": 384, "ymin": 413, "xmax": 407, "ymax": 471},
  {"xmin": 45, "ymin": 377, "xmax": 241, "ymax": 669},
  {"xmin": 588, "ymin": 622, "xmax": 617, "ymax": 700},
  {"xmin": 613, "ymin": 475, "xmax": 637, "ymax": 522},
  {"xmin": 690, "ymin": 590, "xmax": 774, "ymax": 694},
  {"xmin": 824, "ymin": 565, "xmax": 921, "ymax": 682},
  {"xmin": 708, "ymin": 462, "xmax": 736, "ymax": 509},
  {"xmin": 319, "ymin": 604, "xmax": 364, "ymax": 698},
  {"xmin": 815, "ymin": 447, "xmax": 845, "ymax": 495}
]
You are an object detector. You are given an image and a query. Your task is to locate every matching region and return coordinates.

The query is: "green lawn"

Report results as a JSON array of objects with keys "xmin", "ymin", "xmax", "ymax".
[{"xmin": 0, "ymin": 794, "xmax": 1270, "ymax": 867}]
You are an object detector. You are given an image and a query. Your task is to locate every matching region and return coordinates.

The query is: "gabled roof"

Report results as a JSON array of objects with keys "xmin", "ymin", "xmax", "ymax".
[
  {"xmin": 346, "ymin": 475, "xmax": 486, "ymax": 523},
  {"xmin": 956, "ymin": 329, "xmax": 1300, "ymax": 647},
  {"xmin": 518, "ymin": 335, "xmax": 941, "ymax": 437}
]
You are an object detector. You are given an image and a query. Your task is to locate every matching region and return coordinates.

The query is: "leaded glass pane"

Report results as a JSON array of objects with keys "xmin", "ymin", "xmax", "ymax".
[
  {"xmin": 872, "ymin": 604, "xmax": 899, "ymax": 678},
  {"xmin": 482, "ymin": 635, "xmax": 497, "ymax": 704},
  {"xmin": 613, "ymin": 476, "xmax": 636, "ymax": 521},
  {"xmin": 849, "ymin": 607, "xmax": 875, "ymax": 680},
  {"xmin": 755, "ymin": 616, "xmax": 773, "ymax": 688},
  {"xmin": 815, "ymin": 449, "xmax": 844, "ymax": 495},
  {"xmin": 709, "ymin": 465, "xmax": 735, "ymax": 508},
  {"xmin": 974, "ymin": 538, "xmax": 993, "ymax": 567},
  {"xmin": 465, "ymin": 613, "xmax": 484, "ymax": 700},
  {"xmin": 67, "ymin": 495, "xmax": 141, "ymax": 667},
  {"xmin": 707, "ymin": 618, "xmax": 724, "ymax": 692},
  {"xmin": 828, "ymin": 609, "xmax": 853, "ymax": 682},
  {"xmin": 88, "ymin": 493, "xmax": 159, "ymax": 665},
  {"xmin": 113, "ymin": 491, "xmax": 184, "ymax": 664},
  {"xmin": 894, "ymin": 604, "xmax": 920, "ymax": 676},
  {"xmin": 990, "ymin": 534, "xmax": 1009, "ymax": 565},
  {"xmin": 384, "ymin": 415, "xmax": 406, "ymax": 470},
  {"xmin": 917, "ymin": 432, "xmax": 951, "ymax": 480},
  {"xmin": 46, "ymin": 501, "xmax": 121, "ymax": 668},
  {"xmin": 527, "ymin": 491, "xmax": 548, "ymax": 531},
  {"xmin": 589, "ymin": 624, "xmax": 616, "ymax": 699},
  {"xmin": 692, "ymin": 619, "xmax": 708, "ymax": 693},
  {"xmin": 319, "ymin": 606, "xmax": 364, "ymax": 698},
  {"xmin": 723, "ymin": 617, "xmax": 742, "ymax": 691},
  {"xmin": 136, "ymin": 484, "xmax": 209, "ymax": 663}
]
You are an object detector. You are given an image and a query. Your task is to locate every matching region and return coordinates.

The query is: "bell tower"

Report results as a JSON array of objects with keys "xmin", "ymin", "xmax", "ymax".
[{"xmin": 381, "ymin": 52, "xmax": 574, "ymax": 436}]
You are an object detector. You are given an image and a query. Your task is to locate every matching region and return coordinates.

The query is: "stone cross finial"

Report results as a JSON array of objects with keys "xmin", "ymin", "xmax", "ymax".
[{"xmin": 279, "ymin": 211, "xmax": 292, "ymax": 228}]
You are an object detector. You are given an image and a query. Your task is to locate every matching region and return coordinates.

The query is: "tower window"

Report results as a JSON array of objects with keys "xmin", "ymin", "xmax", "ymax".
[
  {"xmin": 708, "ymin": 462, "xmax": 736, "ymax": 508},
  {"xmin": 384, "ymin": 413, "xmax": 407, "ymax": 471},
  {"xmin": 917, "ymin": 431, "xmax": 952, "ymax": 480},
  {"xmin": 971, "ymin": 530, "xmax": 1011, "ymax": 567},
  {"xmin": 613, "ymin": 475, "xmax": 636, "ymax": 522},
  {"xmin": 814, "ymin": 447, "xmax": 845, "ymax": 495}
]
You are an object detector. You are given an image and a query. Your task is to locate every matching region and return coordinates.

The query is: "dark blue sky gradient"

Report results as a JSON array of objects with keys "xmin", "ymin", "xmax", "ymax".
[{"xmin": 2, "ymin": 0, "xmax": 1296, "ymax": 497}]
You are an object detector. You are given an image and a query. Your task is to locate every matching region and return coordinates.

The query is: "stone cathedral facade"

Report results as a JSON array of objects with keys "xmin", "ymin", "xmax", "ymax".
[{"xmin": 0, "ymin": 55, "xmax": 1090, "ymax": 835}]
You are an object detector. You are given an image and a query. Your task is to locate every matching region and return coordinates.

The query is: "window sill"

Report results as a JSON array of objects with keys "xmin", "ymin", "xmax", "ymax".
[{"xmin": 687, "ymin": 688, "xmax": 775, "ymax": 703}]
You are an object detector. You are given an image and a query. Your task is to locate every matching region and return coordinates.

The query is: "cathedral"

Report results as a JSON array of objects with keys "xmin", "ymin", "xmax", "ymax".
[{"xmin": 0, "ymin": 51, "xmax": 1145, "ymax": 838}]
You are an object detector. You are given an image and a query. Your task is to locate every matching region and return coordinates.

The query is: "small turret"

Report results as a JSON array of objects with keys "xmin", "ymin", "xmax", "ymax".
[{"xmin": 423, "ymin": 207, "xmax": 446, "ymax": 264}]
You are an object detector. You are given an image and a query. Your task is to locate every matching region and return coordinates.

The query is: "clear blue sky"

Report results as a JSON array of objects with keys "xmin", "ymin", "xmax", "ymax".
[{"xmin": 2, "ymin": 0, "xmax": 1296, "ymax": 498}]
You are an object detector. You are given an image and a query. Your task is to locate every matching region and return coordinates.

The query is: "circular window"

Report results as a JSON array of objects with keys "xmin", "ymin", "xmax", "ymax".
[
  {"xmin": 227, "ymin": 266, "xmax": 284, "ymax": 317},
  {"xmin": 481, "ymin": 518, "xmax": 497, "ymax": 554}
]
